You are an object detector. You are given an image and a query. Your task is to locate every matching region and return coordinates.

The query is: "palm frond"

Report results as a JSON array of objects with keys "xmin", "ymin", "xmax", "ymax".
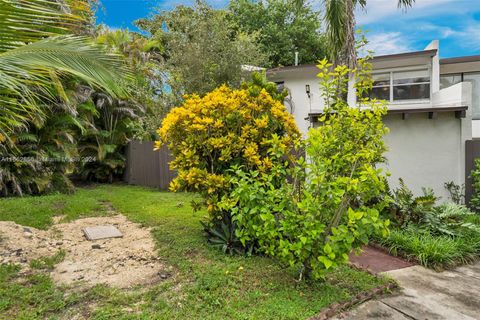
[
  {"xmin": 323, "ymin": 0, "xmax": 348, "ymax": 60},
  {"xmin": 397, "ymin": 0, "xmax": 415, "ymax": 10},
  {"xmin": 0, "ymin": 36, "xmax": 131, "ymax": 137},
  {"xmin": 0, "ymin": 0, "xmax": 89, "ymax": 53}
]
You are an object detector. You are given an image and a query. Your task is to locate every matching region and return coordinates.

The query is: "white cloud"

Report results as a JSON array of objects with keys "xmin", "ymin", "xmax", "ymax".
[
  {"xmin": 363, "ymin": 32, "xmax": 413, "ymax": 56},
  {"xmin": 454, "ymin": 23, "xmax": 480, "ymax": 51},
  {"xmin": 416, "ymin": 23, "xmax": 458, "ymax": 38},
  {"xmin": 356, "ymin": 0, "xmax": 468, "ymax": 25}
]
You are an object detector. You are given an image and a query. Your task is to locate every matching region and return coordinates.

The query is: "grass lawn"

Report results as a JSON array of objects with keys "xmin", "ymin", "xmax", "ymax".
[{"xmin": 0, "ymin": 184, "xmax": 392, "ymax": 319}]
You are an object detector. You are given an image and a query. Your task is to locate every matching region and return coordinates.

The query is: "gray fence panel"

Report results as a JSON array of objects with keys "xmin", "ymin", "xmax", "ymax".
[{"xmin": 125, "ymin": 141, "xmax": 176, "ymax": 190}]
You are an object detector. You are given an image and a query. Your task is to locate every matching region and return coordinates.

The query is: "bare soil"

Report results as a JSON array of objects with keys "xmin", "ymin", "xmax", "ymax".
[
  {"xmin": 349, "ymin": 245, "xmax": 413, "ymax": 273},
  {"xmin": 0, "ymin": 214, "xmax": 170, "ymax": 288}
]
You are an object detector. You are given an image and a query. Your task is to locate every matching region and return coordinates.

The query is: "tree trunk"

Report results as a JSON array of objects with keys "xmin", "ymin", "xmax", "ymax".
[
  {"xmin": 342, "ymin": 0, "xmax": 357, "ymax": 106},
  {"xmin": 335, "ymin": 0, "xmax": 357, "ymax": 69}
]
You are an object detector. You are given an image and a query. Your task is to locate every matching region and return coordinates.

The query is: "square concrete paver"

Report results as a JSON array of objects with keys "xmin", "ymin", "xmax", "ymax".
[
  {"xmin": 82, "ymin": 225, "xmax": 123, "ymax": 240},
  {"xmin": 333, "ymin": 262, "xmax": 480, "ymax": 320},
  {"xmin": 331, "ymin": 300, "xmax": 411, "ymax": 320}
]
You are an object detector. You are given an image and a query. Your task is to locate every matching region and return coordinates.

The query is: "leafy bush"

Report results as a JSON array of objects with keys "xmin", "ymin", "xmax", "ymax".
[
  {"xmin": 444, "ymin": 181, "xmax": 464, "ymax": 205},
  {"xmin": 380, "ymin": 179, "xmax": 480, "ymax": 268},
  {"xmin": 387, "ymin": 179, "xmax": 479, "ymax": 236},
  {"xmin": 0, "ymin": 8, "xmax": 155, "ymax": 196},
  {"xmin": 220, "ymin": 58, "xmax": 390, "ymax": 280},
  {"xmin": 77, "ymin": 94, "xmax": 142, "ymax": 183},
  {"xmin": 157, "ymin": 83, "xmax": 301, "ymax": 219},
  {"xmin": 422, "ymin": 203, "xmax": 480, "ymax": 237},
  {"xmin": 388, "ymin": 178, "xmax": 437, "ymax": 228},
  {"xmin": 470, "ymin": 158, "xmax": 480, "ymax": 211}
]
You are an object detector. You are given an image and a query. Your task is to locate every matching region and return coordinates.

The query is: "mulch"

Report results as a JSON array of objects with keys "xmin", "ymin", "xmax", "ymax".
[{"xmin": 349, "ymin": 245, "xmax": 413, "ymax": 274}]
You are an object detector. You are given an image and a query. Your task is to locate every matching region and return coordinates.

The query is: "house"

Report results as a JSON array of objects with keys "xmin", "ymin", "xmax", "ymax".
[{"xmin": 267, "ymin": 41, "xmax": 480, "ymax": 200}]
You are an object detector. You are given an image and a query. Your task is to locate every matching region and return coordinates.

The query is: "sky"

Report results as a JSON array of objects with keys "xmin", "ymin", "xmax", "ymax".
[{"xmin": 96, "ymin": 0, "xmax": 480, "ymax": 58}]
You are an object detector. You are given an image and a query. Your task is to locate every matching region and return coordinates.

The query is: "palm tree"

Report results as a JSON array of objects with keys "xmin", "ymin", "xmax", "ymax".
[
  {"xmin": 323, "ymin": 0, "xmax": 416, "ymax": 68},
  {"xmin": 0, "ymin": 0, "xmax": 129, "ymax": 141}
]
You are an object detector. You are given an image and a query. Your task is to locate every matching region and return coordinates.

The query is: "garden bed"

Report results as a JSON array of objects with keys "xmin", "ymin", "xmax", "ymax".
[
  {"xmin": 373, "ymin": 227, "xmax": 480, "ymax": 270},
  {"xmin": 377, "ymin": 179, "xmax": 480, "ymax": 270},
  {"xmin": 0, "ymin": 184, "xmax": 394, "ymax": 320}
]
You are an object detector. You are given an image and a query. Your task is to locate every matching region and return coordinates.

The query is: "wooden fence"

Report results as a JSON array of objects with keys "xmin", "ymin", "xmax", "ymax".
[
  {"xmin": 125, "ymin": 139, "xmax": 480, "ymax": 201},
  {"xmin": 124, "ymin": 141, "xmax": 176, "ymax": 190},
  {"xmin": 465, "ymin": 139, "xmax": 480, "ymax": 204}
]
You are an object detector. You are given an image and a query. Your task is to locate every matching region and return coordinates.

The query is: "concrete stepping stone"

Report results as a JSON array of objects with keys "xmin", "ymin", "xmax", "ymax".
[{"xmin": 82, "ymin": 225, "xmax": 123, "ymax": 241}]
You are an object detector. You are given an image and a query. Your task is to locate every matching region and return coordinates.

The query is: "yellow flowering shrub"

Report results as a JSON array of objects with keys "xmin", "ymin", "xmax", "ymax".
[{"xmin": 156, "ymin": 85, "xmax": 301, "ymax": 216}]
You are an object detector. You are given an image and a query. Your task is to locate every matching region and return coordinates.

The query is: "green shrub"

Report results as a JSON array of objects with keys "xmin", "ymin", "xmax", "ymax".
[
  {"xmin": 444, "ymin": 181, "xmax": 464, "ymax": 204},
  {"xmin": 470, "ymin": 158, "xmax": 480, "ymax": 211},
  {"xmin": 387, "ymin": 178, "xmax": 437, "ymax": 228},
  {"xmin": 387, "ymin": 180, "xmax": 479, "ymax": 237},
  {"xmin": 380, "ymin": 179, "xmax": 480, "ymax": 268},
  {"xmin": 220, "ymin": 58, "xmax": 390, "ymax": 280},
  {"xmin": 423, "ymin": 203, "xmax": 480, "ymax": 237},
  {"xmin": 157, "ymin": 81, "xmax": 301, "ymax": 231}
]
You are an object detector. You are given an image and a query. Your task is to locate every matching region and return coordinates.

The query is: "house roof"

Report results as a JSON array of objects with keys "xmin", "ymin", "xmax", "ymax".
[
  {"xmin": 440, "ymin": 55, "xmax": 480, "ymax": 65},
  {"xmin": 267, "ymin": 49, "xmax": 438, "ymax": 74},
  {"xmin": 306, "ymin": 105, "xmax": 468, "ymax": 121}
]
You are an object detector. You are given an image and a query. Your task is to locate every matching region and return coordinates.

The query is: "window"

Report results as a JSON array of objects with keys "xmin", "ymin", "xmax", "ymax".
[
  {"xmin": 439, "ymin": 72, "xmax": 480, "ymax": 120},
  {"xmin": 369, "ymin": 69, "xmax": 431, "ymax": 102},
  {"xmin": 440, "ymin": 74, "xmax": 462, "ymax": 89},
  {"xmin": 464, "ymin": 73, "xmax": 480, "ymax": 120},
  {"xmin": 371, "ymin": 73, "xmax": 390, "ymax": 100},
  {"xmin": 392, "ymin": 69, "xmax": 430, "ymax": 101}
]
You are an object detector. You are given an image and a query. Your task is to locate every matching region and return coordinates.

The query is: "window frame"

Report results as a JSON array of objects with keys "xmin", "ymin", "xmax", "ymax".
[
  {"xmin": 440, "ymin": 73, "xmax": 463, "ymax": 90},
  {"xmin": 462, "ymin": 72, "xmax": 480, "ymax": 120},
  {"xmin": 370, "ymin": 72, "xmax": 391, "ymax": 101},
  {"xmin": 371, "ymin": 66, "xmax": 432, "ymax": 104}
]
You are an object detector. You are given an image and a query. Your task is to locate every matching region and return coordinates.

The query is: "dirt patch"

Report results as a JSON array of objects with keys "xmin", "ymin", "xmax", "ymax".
[
  {"xmin": 349, "ymin": 245, "xmax": 413, "ymax": 274},
  {"xmin": 0, "ymin": 215, "xmax": 169, "ymax": 288}
]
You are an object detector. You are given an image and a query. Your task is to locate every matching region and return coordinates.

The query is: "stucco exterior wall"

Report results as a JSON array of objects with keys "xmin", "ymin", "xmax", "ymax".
[
  {"xmin": 266, "ymin": 48, "xmax": 473, "ymax": 198},
  {"xmin": 279, "ymin": 71, "xmax": 324, "ymax": 134},
  {"xmin": 382, "ymin": 113, "xmax": 466, "ymax": 200}
]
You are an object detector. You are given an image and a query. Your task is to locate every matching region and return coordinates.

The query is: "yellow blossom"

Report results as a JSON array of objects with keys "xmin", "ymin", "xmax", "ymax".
[{"xmin": 156, "ymin": 85, "xmax": 301, "ymax": 217}]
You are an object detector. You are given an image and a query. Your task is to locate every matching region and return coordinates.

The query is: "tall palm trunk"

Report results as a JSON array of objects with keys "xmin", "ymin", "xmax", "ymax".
[
  {"xmin": 336, "ymin": 0, "xmax": 356, "ymax": 69},
  {"xmin": 342, "ymin": 0, "xmax": 357, "ymax": 106},
  {"xmin": 346, "ymin": 0, "xmax": 356, "ymax": 68},
  {"xmin": 324, "ymin": 0, "xmax": 416, "ymax": 104}
]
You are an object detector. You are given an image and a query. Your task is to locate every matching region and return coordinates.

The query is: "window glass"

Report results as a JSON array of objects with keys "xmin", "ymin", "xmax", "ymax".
[
  {"xmin": 372, "ymin": 73, "xmax": 390, "ymax": 86},
  {"xmin": 369, "ymin": 73, "xmax": 390, "ymax": 100},
  {"xmin": 393, "ymin": 69, "xmax": 430, "ymax": 85},
  {"xmin": 440, "ymin": 74, "xmax": 462, "ymax": 89},
  {"xmin": 393, "ymin": 84, "xmax": 430, "ymax": 100},
  {"xmin": 371, "ymin": 87, "xmax": 390, "ymax": 100},
  {"xmin": 393, "ymin": 69, "xmax": 430, "ymax": 100},
  {"xmin": 464, "ymin": 73, "xmax": 480, "ymax": 120}
]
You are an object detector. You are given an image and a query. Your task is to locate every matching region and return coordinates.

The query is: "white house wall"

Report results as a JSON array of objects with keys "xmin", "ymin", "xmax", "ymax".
[
  {"xmin": 383, "ymin": 113, "xmax": 465, "ymax": 200},
  {"xmin": 281, "ymin": 71, "xmax": 325, "ymax": 134},
  {"xmin": 268, "ymin": 78, "xmax": 470, "ymax": 198}
]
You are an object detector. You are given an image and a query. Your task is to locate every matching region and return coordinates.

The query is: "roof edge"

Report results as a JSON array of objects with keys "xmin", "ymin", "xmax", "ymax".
[
  {"xmin": 440, "ymin": 55, "xmax": 480, "ymax": 65},
  {"xmin": 306, "ymin": 106, "xmax": 467, "ymax": 120},
  {"xmin": 267, "ymin": 49, "xmax": 438, "ymax": 74}
]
